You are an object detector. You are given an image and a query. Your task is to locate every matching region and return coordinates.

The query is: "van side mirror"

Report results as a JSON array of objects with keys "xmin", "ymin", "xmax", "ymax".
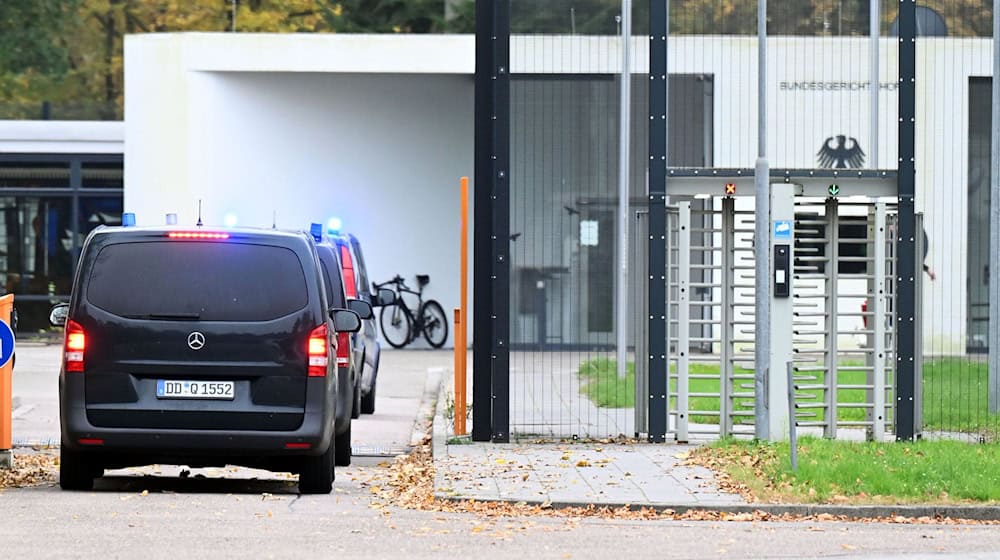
[
  {"xmin": 375, "ymin": 288, "xmax": 396, "ymax": 307},
  {"xmin": 330, "ymin": 309, "xmax": 361, "ymax": 333},
  {"xmin": 346, "ymin": 299, "xmax": 373, "ymax": 320},
  {"xmin": 49, "ymin": 303, "xmax": 69, "ymax": 327}
]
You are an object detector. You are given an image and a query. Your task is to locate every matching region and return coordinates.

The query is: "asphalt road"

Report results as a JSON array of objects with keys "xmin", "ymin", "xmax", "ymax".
[
  {"xmin": 3, "ymin": 477, "xmax": 1000, "ymax": 560},
  {"xmin": 4, "ymin": 345, "xmax": 1000, "ymax": 558}
]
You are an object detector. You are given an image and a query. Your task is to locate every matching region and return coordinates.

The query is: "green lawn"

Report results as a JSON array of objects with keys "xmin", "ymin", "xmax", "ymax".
[
  {"xmin": 577, "ymin": 358, "xmax": 636, "ymax": 408},
  {"xmin": 694, "ymin": 436, "xmax": 1000, "ymax": 503},
  {"xmin": 576, "ymin": 357, "xmax": 1000, "ymax": 436},
  {"xmin": 921, "ymin": 358, "xmax": 998, "ymax": 435}
]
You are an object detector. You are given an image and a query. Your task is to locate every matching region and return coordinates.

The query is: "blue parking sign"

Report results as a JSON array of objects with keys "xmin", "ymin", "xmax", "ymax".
[{"xmin": 0, "ymin": 319, "xmax": 14, "ymax": 368}]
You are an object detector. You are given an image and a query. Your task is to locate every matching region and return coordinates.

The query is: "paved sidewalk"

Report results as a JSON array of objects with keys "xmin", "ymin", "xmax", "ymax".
[
  {"xmin": 430, "ymin": 373, "xmax": 746, "ymax": 509},
  {"xmin": 434, "ymin": 439, "xmax": 746, "ymax": 508}
]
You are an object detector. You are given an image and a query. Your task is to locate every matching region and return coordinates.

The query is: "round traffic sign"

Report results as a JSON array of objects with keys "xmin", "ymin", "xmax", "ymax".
[{"xmin": 0, "ymin": 319, "xmax": 14, "ymax": 368}]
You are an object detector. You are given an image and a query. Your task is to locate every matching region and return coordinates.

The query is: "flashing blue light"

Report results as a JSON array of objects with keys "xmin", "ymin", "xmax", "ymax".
[
  {"xmin": 326, "ymin": 217, "xmax": 342, "ymax": 234},
  {"xmin": 309, "ymin": 222, "xmax": 324, "ymax": 242},
  {"xmin": 223, "ymin": 213, "xmax": 238, "ymax": 228},
  {"xmin": 122, "ymin": 213, "xmax": 136, "ymax": 227}
]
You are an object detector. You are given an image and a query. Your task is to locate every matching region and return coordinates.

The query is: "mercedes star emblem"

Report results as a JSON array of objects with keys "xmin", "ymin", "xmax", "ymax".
[{"xmin": 187, "ymin": 331, "xmax": 206, "ymax": 350}]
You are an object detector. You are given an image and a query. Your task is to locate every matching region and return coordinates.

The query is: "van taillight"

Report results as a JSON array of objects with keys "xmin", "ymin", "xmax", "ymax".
[
  {"xmin": 336, "ymin": 332, "xmax": 350, "ymax": 367},
  {"xmin": 339, "ymin": 245, "xmax": 357, "ymax": 298},
  {"xmin": 65, "ymin": 319, "xmax": 86, "ymax": 373},
  {"xmin": 308, "ymin": 324, "xmax": 329, "ymax": 377}
]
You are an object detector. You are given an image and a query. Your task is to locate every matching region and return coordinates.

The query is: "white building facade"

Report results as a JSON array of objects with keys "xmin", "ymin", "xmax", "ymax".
[{"xmin": 123, "ymin": 33, "xmax": 990, "ymax": 353}]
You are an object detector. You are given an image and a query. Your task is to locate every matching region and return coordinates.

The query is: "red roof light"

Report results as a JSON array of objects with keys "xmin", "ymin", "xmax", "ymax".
[{"xmin": 167, "ymin": 232, "xmax": 230, "ymax": 240}]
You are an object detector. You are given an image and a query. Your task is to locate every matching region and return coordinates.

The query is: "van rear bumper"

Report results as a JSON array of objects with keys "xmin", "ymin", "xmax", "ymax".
[{"xmin": 60, "ymin": 373, "xmax": 335, "ymax": 457}]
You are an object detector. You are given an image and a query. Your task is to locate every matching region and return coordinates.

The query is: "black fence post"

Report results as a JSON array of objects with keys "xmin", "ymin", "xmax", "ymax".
[
  {"xmin": 895, "ymin": 0, "xmax": 918, "ymax": 441},
  {"xmin": 472, "ymin": 0, "xmax": 495, "ymax": 442},
  {"xmin": 647, "ymin": 0, "xmax": 668, "ymax": 443},
  {"xmin": 489, "ymin": 0, "xmax": 511, "ymax": 443}
]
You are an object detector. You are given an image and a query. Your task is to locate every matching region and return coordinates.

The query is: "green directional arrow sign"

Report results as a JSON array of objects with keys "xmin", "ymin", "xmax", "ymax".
[{"xmin": 828, "ymin": 184, "xmax": 841, "ymax": 197}]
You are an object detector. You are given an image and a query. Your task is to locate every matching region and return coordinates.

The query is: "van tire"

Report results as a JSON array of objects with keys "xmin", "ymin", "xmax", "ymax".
[
  {"xmin": 351, "ymin": 378, "xmax": 361, "ymax": 420},
  {"xmin": 299, "ymin": 443, "xmax": 334, "ymax": 494},
  {"xmin": 334, "ymin": 421, "xmax": 352, "ymax": 467},
  {"xmin": 360, "ymin": 381, "xmax": 376, "ymax": 415},
  {"xmin": 59, "ymin": 444, "xmax": 96, "ymax": 491}
]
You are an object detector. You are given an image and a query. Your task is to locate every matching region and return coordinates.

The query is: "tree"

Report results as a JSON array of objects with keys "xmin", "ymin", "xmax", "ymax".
[
  {"xmin": 0, "ymin": 0, "xmax": 80, "ymax": 118},
  {"xmin": 59, "ymin": 0, "xmax": 340, "ymax": 119},
  {"xmin": 322, "ymin": 0, "xmax": 449, "ymax": 33}
]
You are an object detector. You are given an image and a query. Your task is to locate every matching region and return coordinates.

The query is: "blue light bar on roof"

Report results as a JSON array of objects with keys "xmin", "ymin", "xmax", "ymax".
[
  {"xmin": 122, "ymin": 213, "xmax": 136, "ymax": 227},
  {"xmin": 309, "ymin": 223, "xmax": 323, "ymax": 242}
]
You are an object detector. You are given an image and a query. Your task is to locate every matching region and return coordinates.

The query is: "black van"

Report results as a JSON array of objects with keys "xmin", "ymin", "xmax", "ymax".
[
  {"xmin": 50, "ymin": 226, "xmax": 364, "ymax": 494},
  {"xmin": 314, "ymin": 231, "xmax": 395, "ymax": 420}
]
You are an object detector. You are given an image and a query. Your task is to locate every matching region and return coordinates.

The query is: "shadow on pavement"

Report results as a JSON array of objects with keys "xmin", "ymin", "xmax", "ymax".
[{"xmin": 93, "ymin": 474, "xmax": 300, "ymax": 495}]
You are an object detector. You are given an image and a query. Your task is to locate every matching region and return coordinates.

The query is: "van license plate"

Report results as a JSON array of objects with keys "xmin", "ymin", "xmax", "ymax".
[{"xmin": 156, "ymin": 380, "xmax": 234, "ymax": 400}]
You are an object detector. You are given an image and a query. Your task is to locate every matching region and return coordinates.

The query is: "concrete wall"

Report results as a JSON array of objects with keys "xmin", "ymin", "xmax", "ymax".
[
  {"xmin": 124, "ymin": 34, "xmax": 473, "ymax": 347},
  {"xmin": 0, "ymin": 121, "xmax": 123, "ymax": 153}
]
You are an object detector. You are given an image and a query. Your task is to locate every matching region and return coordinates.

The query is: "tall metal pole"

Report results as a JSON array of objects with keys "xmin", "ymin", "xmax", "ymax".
[
  {"xmin": 869, "ymin": 0, "xmax": 879, "ymax": 168},
  {"xmin": 617, "ymin": 0, "xmax": 632, "ymax": 380},
  {"xmin": 753, "ymin": 0, "xmax": 771, "ymax": 440},
  {"xmin": 989, "ymin": 0, "xmax": 1000, "ymax": 413},
  {"xmin": 647, "ymin": 0, "xmax": 669, "ymax": 442},
  {"xmin": 471, "ymin": 0, "xmax": 494, "ymax": 441},
  {"xmin": 894, "ymin": 0, "xmax": 918, "ymax": 440}
]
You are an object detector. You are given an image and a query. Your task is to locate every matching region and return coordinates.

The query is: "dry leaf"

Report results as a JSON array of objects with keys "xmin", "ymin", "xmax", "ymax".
[{"xmin": 0, "ymin": 453, "xmax": 58, "ymax": 489}]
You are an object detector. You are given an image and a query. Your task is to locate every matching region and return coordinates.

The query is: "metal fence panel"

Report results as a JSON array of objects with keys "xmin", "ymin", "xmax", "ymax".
[
  {"xmin": 508, "ymin": 0, "xmax": 649, "ymax": 440},
  {"xmin": 914, "ymin": 1, "xmax": 1000, "ymax": 442},
  {"xmin": 495, "ymin": 0, "xmax": 999, "ymax": 442}
]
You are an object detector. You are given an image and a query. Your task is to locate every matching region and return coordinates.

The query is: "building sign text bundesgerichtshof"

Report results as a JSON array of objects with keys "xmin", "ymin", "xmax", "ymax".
[{"xmin": 779, "ymin": 81, "xmax": 898, "ymax": 92}]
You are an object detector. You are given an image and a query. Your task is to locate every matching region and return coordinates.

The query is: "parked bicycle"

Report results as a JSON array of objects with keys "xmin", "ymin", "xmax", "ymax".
[{"xmin": 373, "ymin": 274, "xmax": 448, "ymax": 349}]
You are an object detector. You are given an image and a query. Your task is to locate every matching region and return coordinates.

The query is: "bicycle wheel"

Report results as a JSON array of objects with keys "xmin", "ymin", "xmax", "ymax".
[
  {"xmin": 420, "ymin": 300, "xmax": 449, "ymax": 348},
  {"xmin": 379, "ymin": 303, "xmax": 412, "ymax": 349}
]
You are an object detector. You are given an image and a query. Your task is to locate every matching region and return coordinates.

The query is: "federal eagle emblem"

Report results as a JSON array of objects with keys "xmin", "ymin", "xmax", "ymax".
[{"xmin": 817, "ymin": 135, "xmax": 865, "ymax": 169}]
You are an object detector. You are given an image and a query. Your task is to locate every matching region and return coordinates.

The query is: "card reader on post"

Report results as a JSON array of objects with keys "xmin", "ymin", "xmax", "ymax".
[{"xmin": 774, "ymin": 244, "xmax": 791, "ymax": 298}]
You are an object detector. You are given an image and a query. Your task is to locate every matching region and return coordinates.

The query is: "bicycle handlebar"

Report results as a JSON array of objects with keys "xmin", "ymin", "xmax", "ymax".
[
  {"xmin": 375, "ymin": 274, "xmax": 430, "ymax": 291},
  {"xmin": 374, "ymin": 275, "xmax": 407, "ymax": 291}
]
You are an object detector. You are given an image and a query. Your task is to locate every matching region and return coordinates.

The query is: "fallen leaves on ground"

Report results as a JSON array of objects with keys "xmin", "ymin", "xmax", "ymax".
[
  {"xmin": 681, "ymin": 444, "xmax": 766, "ymax": 502},
  {"xmin": 366, "ymin": 437, "xmax": 998, "ymax": 526},
  {"xmin": 0, "ymin": 452, "xmax": 57, "ymax": 489}
]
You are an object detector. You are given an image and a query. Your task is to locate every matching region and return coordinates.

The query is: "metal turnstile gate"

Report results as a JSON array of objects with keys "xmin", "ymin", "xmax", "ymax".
[{"xmin": 635, "ymin": 197, "xmax": 897, "ymax": 441}]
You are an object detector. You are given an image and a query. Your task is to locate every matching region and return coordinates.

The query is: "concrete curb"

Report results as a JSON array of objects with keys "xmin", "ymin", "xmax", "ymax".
[
  {"xmin": 433, "ymin": 493, "xmax": 1000, "ymax": 521},
  {"xmin": 431, "ymin": 384, "xmax": 448, "ymax": 461},
  {"xmin": 410, "ymin": 366, "xmax": 443, "ymax": 449}
]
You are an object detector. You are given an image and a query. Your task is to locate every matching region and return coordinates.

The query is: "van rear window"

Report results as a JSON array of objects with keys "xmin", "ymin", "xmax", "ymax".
[{"xmin": 86, "ymin": 241, "xmax": 308, "ymax": 321}]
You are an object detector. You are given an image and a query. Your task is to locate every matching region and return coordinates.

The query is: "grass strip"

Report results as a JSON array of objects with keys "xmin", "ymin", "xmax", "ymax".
[
  {"xmin": 689, "ymin": 436, "xmax": 1000, "ymax": 504},
  {"xmin": 576, "ymin": 358, "xmax": 1000, "ymax": 437}
]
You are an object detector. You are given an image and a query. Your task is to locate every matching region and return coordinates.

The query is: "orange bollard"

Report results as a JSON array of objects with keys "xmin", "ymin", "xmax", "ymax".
[
  {"xmin": 0, "ymin": 293, "xmax": 14, "ymax": 467},
  {"xmin": 453, "ymin": 176, "xmax": 469, "ymax": 436},
  {"xmin": 453, "ymin": 308, "xmax": 466, "ymax": 436}
]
